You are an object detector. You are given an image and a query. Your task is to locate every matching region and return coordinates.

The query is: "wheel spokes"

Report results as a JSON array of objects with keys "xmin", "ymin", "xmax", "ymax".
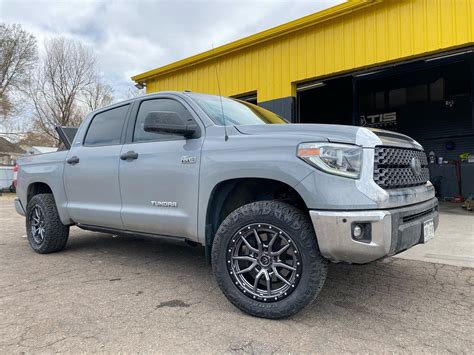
[
  {"xmin": 272, "ymin": 266, "xmax": 292, "ymax": 286},
  {"xmin": 263, "ymin": 270, "xmax": 271, "ymax": 295},
  {"xmin": 253, "ymin": 269, "xmax": 265, "ymax": 293},
  {"xmin": 235, "ymin": 261, "xmax": 258, "ymax": 275},
  {"xmin": 31, "ymin": 206, "xmax": 46, "ymax": 243},
  {"xmin": 268, "ymin": 232, "xmax": 278, "ymax": 252},
  {"xmin": 32, "ymin": 208, "xmax": 41, "ymax": 225},
  {"xmin": 232, "ymin": 255, "xmax": 256, "ymax": 262},
  {"xmin": 241, "ymin": 235, "xmax": 259, "ymax": 254},
  {"xmin": 274, "ymin": 262, "xmax": 296, "ymax": 271},
  {"xmin": 253, "ymin": 229, "xmax": 263, "ymax": 253},
  {"xmin": 271, "ymin": 243, "xmax": 290, "ymax": 256}
]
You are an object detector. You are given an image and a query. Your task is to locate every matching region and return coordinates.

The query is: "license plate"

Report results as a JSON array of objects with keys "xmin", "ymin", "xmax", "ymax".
[{"xmin": 423, "ymin": 219, "xmax": 435, "ymax": 243}]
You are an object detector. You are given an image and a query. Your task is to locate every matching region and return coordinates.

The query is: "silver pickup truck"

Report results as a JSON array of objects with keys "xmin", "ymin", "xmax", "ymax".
[{"xmin": 15, "ymin": 91, "xmax": 439, "ymax": 318}]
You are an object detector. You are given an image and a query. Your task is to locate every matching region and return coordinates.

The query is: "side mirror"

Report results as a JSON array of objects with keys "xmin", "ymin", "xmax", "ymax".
[{"xmin": 143, "ymin": 111, "xmax": 198, "ymax": 138}]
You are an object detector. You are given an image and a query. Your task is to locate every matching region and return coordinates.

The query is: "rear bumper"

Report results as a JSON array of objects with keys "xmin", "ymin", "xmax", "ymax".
[
  {"xmin": 15, "ymin": 197, "xmax": 25, "ymax": 216},
  {"xmin": 309, "ymin": 198, "xmax": 439, "ymax": 264}
]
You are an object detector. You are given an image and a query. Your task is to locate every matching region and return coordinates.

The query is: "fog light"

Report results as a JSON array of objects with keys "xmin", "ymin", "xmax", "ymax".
[
  {"xmin": 353, "ymin": 224, "xmax": 364, "ymax": 240},
  {"xmin": 351, "ymin": 222, "xmax": 372, "ymax": 243}
]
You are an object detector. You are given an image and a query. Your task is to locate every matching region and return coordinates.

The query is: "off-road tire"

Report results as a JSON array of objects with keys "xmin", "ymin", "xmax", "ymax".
[
  {"xmin": 212, "ymin": 201, "xmax": 328, "ymax": 319},
  {"xmin": 26, "ymin": 193, "xmax": 69, "ymax": 253}
]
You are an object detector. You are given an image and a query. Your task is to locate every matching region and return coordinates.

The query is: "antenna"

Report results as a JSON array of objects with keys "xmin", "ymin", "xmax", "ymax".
[{"xmin": 212, "ymin": 44, "xmax": 228, "ymax": 141}]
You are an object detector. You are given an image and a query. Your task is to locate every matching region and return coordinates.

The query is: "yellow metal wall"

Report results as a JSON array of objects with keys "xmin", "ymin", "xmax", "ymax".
[{"xmin": 145, "ymin": 0, "xmax": 474, "ymax": 102}]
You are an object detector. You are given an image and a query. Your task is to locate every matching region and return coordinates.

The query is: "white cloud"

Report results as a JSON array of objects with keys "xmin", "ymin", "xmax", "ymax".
[{"xmin": 0, "ymin": 0, "xmax": 344, "ymax": 101}]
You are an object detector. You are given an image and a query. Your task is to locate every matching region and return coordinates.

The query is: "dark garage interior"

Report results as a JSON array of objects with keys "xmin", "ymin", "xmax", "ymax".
[
  {"xmin": 297, "ymin": 50, "xmax": 474, "ymax": 200},
  {"xmin": 298, "ymin": 76, "xmax": 353, "ymax": 126}
]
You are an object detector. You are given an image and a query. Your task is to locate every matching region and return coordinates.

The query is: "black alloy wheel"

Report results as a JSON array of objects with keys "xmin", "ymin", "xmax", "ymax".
[
  {"xmin": 30, "ymin": 205, "xmax": 46, "ymax": 244},
  {"xmin": 227, "ymin": 223, "xmax": 302, "ymax": 302}
]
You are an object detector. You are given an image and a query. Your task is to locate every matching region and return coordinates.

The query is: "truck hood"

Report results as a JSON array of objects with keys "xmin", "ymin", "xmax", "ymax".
[
  {"xmin": 234, "ymin": 124, "xmax": 423, "ymax": 149},
  {"xmin": 234, "ymin": 124, "xmax": 362, "ymax": 145}
]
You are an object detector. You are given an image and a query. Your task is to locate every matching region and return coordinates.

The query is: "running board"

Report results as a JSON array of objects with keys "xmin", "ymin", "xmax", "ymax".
[{"xmin": 77, "ymin": 224, "xmax": 191, "ymax": 244}]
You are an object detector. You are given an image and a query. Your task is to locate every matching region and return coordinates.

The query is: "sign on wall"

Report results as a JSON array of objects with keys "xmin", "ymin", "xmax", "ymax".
[{"xmin": 360, "ymin": 112, "xmax": 398, "ymax": 130}]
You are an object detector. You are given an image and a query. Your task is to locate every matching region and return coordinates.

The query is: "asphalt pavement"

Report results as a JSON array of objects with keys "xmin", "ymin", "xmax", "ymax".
[{"xmin": 0, "ymin": 197, "xmax": 473, "ymax": 353}]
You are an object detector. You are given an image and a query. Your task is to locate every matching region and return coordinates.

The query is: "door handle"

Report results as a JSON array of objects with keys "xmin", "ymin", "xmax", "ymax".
[
  {"xmin": 66, "ymin": 156, "xmax": 80, "ymax": 165},
  {"xmin": 120, "ymin": 151, "xmax": 139, "ymax": 161}
]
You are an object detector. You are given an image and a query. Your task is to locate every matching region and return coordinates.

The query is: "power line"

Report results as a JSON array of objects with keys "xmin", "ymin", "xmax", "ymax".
[{"xmin": 0, "ymin": 132, "xmax": 28, "ymax": 135}]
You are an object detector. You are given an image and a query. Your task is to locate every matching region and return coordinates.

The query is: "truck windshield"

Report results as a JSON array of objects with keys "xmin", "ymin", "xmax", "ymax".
[{"xmin": 188, "ymin": 93, "xmax": 287, "ymax": 126}]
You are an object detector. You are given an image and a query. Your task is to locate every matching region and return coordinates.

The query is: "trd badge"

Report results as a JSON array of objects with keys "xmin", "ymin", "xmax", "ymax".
[{"xmin": 181, "ymin": 156, "xmax": 197, "ymax": 164}]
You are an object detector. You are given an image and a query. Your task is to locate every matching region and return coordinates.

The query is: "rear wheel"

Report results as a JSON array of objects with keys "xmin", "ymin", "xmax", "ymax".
[
  {"xmin": 26, "ymin": 194, "xmax": 69, "ymax": 254},
  {"xmin": 212, "ymin": 201, "xmax": 327, "ymax": 318}
]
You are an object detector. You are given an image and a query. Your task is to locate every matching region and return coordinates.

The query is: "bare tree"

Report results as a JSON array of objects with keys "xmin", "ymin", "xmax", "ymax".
[
  {"xmin": 124, "ymin": 86, "xmax": 145, "ymax": 99},
  {"xmin": 80, "ymin": 77, "xmax": 114, "ymax": 111},
  {"xmin": 28, "ymin": 38, "xmax": 103, "ymax": 145},
  {"xmin": 17, "ymin": 125, "xmax": 57, "ymax": 147},
  {"xmin": 0, "ymin": 24, "xmax": 37, "ymax": 121}
]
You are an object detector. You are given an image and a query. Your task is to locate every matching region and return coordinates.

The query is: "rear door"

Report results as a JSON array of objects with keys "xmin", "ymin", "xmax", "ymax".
[
  {"xmin": 119, "ymin": 96, "xmax": 204, "ymax": 239},
  {"xmin": 64, "ymin": 104, "xmax": 130, "ymax": 229}
]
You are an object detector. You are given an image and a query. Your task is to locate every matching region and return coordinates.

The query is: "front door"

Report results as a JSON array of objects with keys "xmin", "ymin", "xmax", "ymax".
[
  {"xmin": 119, "ymin": 97, "xmax": 203, "ymax": 239},
  {"xmin": 64, "ymin": 104, "xmax": 130, "ymax": 229}
]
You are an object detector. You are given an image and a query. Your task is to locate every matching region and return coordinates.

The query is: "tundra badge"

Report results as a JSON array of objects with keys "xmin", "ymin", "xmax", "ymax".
[{"xmin": 151, "ymin": 201, "xmax": 177, "ymax": 207}]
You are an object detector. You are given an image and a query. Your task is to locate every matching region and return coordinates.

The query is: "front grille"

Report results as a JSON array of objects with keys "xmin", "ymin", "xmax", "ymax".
[{"xmin": 373, "ymin": 146, "xmax": 429, "ymax": 189}]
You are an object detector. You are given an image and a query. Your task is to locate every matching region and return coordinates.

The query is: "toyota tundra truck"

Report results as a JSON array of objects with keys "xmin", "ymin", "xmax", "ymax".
[{"xmin": 15, "ymin": 91, "xmax": 439, "ymax": 318}]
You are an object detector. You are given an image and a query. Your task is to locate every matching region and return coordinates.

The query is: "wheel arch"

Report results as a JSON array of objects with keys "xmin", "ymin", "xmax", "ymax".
[
  {"xmin": 203, "ymin": 177, "xmax": 309, "ymax": 264},
  {"xmin": 24, "ymin": 180, "xmax": 74, "ymax": 226},
  {"xmin": 27, "ymin": 182, "xmax": 53, "ymax": 203}
]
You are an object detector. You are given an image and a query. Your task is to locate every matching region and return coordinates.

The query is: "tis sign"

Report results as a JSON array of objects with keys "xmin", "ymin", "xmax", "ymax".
[{"xmin": 360, "ymin": 112, "xmax": 397, "ymax": 130}]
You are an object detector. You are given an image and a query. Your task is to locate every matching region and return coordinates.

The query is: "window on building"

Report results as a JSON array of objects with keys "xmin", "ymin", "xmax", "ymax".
[
  {"xmin": 446, "ymin": 75, "xmax": 470, "ymax": 97},
  {"xmin": 389, "ymin": 88, "xmax": 407, "ymax": 108},
  {"xmin": 233, "ymin": 92, "xmax": 258, "ymax": 105},
  {"xmin": 407, "ymin": 84, "xmax": 428, "ymax": 103},
  {"xmin": 429, "ymin": 78, "xmax": 444, "ymax": 101},
  {"xmin": 375, "ymin": 91, "xmax": 385, "ymax": 110}
]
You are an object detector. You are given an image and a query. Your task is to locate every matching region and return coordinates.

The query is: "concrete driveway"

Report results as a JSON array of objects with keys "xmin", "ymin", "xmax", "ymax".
[{"xmin": 0, "ymin": 197, "xmax": 473, "ymax": 353}]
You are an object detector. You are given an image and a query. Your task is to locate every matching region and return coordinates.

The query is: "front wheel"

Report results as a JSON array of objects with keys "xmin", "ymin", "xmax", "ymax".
[
  {"xmin": 26, "ymin": 193, "xmax": 69, "ymax": 254},
  {"xmin": 212, "ymin": 201, "xmax": 328, "ymax": 319}
]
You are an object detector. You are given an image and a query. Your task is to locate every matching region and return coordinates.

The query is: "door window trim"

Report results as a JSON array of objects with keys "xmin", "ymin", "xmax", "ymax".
[{"xmin": 124, "ymin": 95, "xmax": 203, "ymax": 145}]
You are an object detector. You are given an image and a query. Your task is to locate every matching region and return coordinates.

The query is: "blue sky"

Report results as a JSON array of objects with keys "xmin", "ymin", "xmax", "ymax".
[{"xmin": 1, "ymin": 0, "xmax": 343, "ymax": 100}]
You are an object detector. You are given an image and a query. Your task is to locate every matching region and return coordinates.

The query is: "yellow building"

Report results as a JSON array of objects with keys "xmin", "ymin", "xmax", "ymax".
[{"xmin": 133, "ymin": 0, "xmax": 474, "ymax": 198}]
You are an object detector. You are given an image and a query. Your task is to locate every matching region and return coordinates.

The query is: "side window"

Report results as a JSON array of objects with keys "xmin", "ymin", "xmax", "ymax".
[
  {"xmin": 133, "ymin": 99, "xmax": 195, "ymax": 142},
  {"xmin": 84, "ymin": 105, "xmax": 129, "ymax": 146}
]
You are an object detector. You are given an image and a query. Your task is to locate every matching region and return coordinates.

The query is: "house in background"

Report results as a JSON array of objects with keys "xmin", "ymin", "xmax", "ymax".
[{"xmin": 0, "ymin": 137, "xmax": 25, "ymax": 166}]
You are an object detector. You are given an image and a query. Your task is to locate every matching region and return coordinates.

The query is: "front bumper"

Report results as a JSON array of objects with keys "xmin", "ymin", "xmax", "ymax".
[
  {"xmin": 15, "ymin": 197, "xmax": 25, "ymax": 216},
  {"xmin": 309, "ymin": 197, "xmax": 439, "ymax": 264}
]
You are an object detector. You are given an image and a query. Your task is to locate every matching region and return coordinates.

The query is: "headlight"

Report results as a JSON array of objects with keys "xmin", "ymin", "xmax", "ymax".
[{"xmin": 297, "ymin": 142, "xmax": 362, "ymax": 179}]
